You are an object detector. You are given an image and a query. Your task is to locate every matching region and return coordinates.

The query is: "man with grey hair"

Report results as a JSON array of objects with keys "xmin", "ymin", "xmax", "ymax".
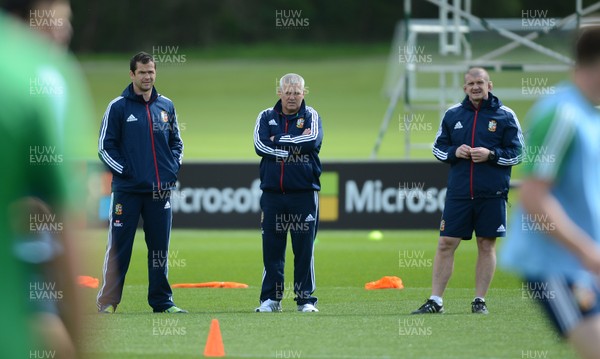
[
  {"xmin": 412, "ymin": 67, "xmax": 523, "ymax": 315},
  {"xmin": 253, "ymin": 73, "xmax": 323, "ymax": 312}
]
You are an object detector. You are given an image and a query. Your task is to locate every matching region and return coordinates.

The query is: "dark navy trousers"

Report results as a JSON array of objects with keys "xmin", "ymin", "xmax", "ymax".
[
  {"xmin": 260, "ymin": 191, "xmax": 318, "ymax": 306},
  {"xmin": 97, "ymin": 191, "xmax": 175, "ymax": 312}
]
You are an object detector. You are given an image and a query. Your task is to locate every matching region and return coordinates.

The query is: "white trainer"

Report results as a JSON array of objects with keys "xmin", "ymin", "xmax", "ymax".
[
  {"xmin": 297, "ymin": 303, "xmax": 319, "ymax": 312},
  {"xmin": 255, "ymin": 299, "xmax": 282, "ymax": 312}
]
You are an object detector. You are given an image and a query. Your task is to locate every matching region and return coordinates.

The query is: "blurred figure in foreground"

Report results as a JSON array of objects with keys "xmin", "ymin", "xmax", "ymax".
[
  {"xmin": 501, "ymin": 26, "xmax": 600, "ymax": 359},
  {"xmin": 0, "ymin": 0, "xmax": 93, "ymax": 357}
]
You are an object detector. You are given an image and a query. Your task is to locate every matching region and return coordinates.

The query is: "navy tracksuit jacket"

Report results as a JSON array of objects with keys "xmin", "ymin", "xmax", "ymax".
[
  {"xmin": 433, "ymin": 93, "xmax": 524, "ymax": 200},
  {"xmin": 254, "ymin": 99, "xmax": 323, "ymax": 305},
  {"xmin": 97, "ymin": 84, "xmax": 183, "ymax": 311}
]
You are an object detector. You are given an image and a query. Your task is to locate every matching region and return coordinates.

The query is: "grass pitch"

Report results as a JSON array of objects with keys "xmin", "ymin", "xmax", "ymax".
[
  {"xmin": 81, "ymin": 229, "xmax": 576, "ymax": 359},
  {"xmin": 79, "ymin": 43, "xmax": 576, "ymax": 358},
  {"xmin": 80, "ymin": 44, "xmax": 570, "ymax": 162}
]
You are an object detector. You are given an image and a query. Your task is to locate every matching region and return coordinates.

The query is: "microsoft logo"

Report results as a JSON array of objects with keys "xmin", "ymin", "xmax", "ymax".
[{"xmin": 320, "ymin": 172, "xmax": 338, "ymax": 221}]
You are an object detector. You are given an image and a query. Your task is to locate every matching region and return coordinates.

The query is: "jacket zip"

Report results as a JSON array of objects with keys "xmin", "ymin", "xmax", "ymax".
[
  {"xmin": 469, "ymin": 103, "xmax": 480, "ymax": 199},
  {"xmin": 279, "ymin": 118, "xmax": 289, "ymax": 193},
  {"xmin": 145, "ymin": 103, "xmax": 161, "ymax": 188}
]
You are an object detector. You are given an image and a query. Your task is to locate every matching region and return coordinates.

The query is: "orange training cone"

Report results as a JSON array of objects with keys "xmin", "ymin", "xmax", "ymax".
[{"xmin": 203, "ymin": 319, "xmax": 225, "ymax": 357}]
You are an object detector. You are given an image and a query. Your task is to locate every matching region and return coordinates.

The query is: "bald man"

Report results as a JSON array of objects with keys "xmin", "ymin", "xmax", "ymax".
[
  {"xmin": 253, "ymin": 73, "xmax": 323, "ymax": 313},
  {"xmin": 412, "ymin": 67, "xmax": 524, "ymax": 315}
]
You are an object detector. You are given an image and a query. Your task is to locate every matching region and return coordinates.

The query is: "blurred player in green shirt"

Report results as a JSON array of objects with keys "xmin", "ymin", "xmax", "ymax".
[
  {"xmin": 0, "ymin": 0, "xmax": 93, "ymax": 357},
  {"xmin": 502, "ymin": 26, "xmax": 600, "ymax": 359}
]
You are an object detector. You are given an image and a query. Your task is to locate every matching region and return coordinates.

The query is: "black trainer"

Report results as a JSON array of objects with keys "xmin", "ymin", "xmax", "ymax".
[
  {"xmin": 411, "ymin": 299, "xmax": 444, "ymax": 314},
  {"xmin": 471, "ymin": 298, "xmax": 489, "ymax": 314}
]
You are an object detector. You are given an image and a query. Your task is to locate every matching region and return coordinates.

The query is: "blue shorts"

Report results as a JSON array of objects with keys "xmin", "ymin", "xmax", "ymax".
[
  {"xmin": 525, "ymin": 277, "xmax": 600, "ymax": 337},
  {"xmin": 439, "ymin": 198, "xmax": 506, "ymax": 240}
]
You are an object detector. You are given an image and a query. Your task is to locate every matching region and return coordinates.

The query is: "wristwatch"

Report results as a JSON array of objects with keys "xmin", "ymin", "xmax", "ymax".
[{"xmin": 488, "ymin": 150, "xmax": 496, "ymax": 161}]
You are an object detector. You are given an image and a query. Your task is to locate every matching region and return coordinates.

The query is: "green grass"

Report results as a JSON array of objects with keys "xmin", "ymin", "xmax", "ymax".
[
  {"xmin": 78, "ymin": 42, "xmax": 577, "ymax": 358},
  {"xmin": 81, "ymin": 229, "xmax": 576, "ymax": 359},
  {"xmin": 77, "ymin": 43, "xmax": 392, "ymax": 62},
  {"xmin": 80, "ymin": 42, "xmax": 572, "ymax": 162},
  {"xmin": 82, "ymin": 55, "xmax": 396, "ymax": 160}
]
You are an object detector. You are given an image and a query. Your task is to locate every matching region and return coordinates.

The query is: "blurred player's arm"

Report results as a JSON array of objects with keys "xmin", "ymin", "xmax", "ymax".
[
  {"xmin": 98, "ymin": 99, "xmax": 129, "ymax": 177},
  {"xmin": 520, "ymin": 178, "xmax": 600, "ymax": 275},
  {"xmin": 432, "ymin": 115, "xmax": 461, "ymax": 163},
  {"xmin": 253, "ymin": 110, "xmax": 288, "ymax": 159}
]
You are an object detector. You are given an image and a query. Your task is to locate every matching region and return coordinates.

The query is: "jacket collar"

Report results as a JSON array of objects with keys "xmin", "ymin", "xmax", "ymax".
[
  {"xmin": 273, "ymin": 99, "xmax": 307, "ymax": 117},
  {"xmin": 122, "ymin": 83, "xmax": 158, "ymax": 103},
  {"xmin": 461, "ymin": 92, "xmax": 502, "ymax": 111}
]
